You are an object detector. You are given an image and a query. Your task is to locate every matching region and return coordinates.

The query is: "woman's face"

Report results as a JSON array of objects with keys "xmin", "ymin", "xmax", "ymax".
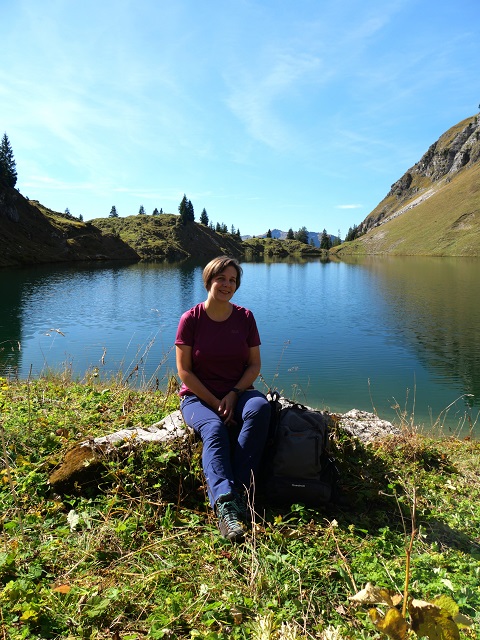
[{"xmin": 208, "ymin": 265, "xmax": 238, "ymax": 302}]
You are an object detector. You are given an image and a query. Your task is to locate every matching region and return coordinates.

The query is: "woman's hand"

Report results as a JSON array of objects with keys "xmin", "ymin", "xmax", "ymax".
[{"xmin": 218, "ymin": 391, "xmax": 238, "ymax": 425}]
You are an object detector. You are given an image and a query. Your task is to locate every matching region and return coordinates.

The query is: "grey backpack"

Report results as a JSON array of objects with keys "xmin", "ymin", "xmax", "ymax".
[{"xmin": 265, "ymin": 396, "xmax": 338, "ymax": 507}]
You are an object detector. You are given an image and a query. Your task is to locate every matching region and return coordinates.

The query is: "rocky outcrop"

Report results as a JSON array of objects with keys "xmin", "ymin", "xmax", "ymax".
[
  {"xmin": 0, "ymin": 187, "xmax": 139, "ymax": 267},
  {"xmin": 363, "ymin": 114, "xmax": 480, "ymax": 233},
  {"xmin": 0, "ymin": 187, "xmax": 20, "ymax": 223}
]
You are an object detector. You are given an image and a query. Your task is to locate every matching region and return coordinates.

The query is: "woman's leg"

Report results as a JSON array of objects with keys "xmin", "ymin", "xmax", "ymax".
[
  {"xmin": 232, "ymin": 390, "xmax": 271, "ymax": 493},
  {"xmin": 180, "ymin": 395, "xmax": 235, "ymax": 507}
]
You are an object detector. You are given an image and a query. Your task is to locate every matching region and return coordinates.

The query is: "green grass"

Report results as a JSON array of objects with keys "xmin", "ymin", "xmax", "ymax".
[{"xmin": 1, "ymin": 374, "xmax": 480, "ymax": 639}]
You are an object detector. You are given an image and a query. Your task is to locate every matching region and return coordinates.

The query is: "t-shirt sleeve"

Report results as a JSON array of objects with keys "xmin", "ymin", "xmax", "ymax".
[
  {"xmin": 247, "ymin": 311, "xmax": 261, "ymax": 347},
  {"xmin": 175, "ymin": 310, "xmax": 195, "ymax": 346}
]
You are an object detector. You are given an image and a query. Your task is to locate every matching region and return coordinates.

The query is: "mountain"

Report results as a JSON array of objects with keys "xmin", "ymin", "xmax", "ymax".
[{"xmin": 333, "ymin": 114, "xmax": 480, "ymax": 257}]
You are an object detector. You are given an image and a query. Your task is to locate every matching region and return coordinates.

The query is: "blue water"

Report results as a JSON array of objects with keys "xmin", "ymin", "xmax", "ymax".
[{"xmin": 1, "ymin": 257, "xmax": 478, "ymax": 434}]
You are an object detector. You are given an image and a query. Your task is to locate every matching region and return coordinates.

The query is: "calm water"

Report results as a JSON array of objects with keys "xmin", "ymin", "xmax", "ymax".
[{"xmin": 1, "ymin": 257, "xmax": 479, "ymax": 435}]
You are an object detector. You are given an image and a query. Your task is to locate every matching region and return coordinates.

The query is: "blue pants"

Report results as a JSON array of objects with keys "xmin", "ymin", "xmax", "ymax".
[{"xmin": 180, "ymin": 390, "xmax": 271, "ymax": 507}]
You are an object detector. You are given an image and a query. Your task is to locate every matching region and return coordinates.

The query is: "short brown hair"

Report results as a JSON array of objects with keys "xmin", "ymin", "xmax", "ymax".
[{"xmin": 203, "ymin": 256, "xmax": 243, "ymax": 291}]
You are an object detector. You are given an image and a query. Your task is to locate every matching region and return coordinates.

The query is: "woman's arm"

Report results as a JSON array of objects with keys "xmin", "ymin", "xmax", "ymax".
[
  {"xmin": 175, "ymin": 344, "xmax": 220, "ymax": 410},
  {"xmin": 232, "ymin": 346, "xmax": 261, "ymax": 392},
  {"xmin": 217, "ymin": 346, "xmax": 262, "ymax": 421}
]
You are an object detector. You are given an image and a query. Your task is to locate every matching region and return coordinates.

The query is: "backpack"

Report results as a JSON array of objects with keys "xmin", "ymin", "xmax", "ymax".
[{"xmin": 263, "ymin": 394, "xmax": 339, "ymax": 507}]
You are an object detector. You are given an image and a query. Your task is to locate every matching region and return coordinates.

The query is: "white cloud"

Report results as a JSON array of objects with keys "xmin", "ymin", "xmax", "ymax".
[{"xmin": 225, "ymin": 51, "xmax": 323, "ymax": 151}]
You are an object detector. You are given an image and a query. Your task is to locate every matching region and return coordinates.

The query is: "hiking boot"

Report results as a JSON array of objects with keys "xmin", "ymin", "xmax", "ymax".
[
  {"xmin": 216, "ymin": 494, "xmax": 245, "ymax": 542},
  {"xmin": 232, "ymin": 491, "xmax": 250, "ymax": 525}
]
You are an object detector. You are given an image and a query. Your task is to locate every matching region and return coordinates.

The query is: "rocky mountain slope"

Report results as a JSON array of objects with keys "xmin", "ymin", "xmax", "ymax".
[{"xmin": 333, "ymin": 114, "xmax": 480, "ymax": 256}]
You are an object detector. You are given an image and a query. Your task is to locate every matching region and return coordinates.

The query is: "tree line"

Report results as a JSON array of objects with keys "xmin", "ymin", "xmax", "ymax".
[
  {"xmin": 108, "ymin": 194, "xmax": 242, "ymax": 237},
  {"xmin": 1, "ymin": 132, "xmax": 353, "ymax": 246}
]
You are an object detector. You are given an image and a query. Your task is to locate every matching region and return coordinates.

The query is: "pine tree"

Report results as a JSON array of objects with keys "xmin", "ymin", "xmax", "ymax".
[
  {"xmin": 109, "ymin": 206, "xmax": 118, "ymax": 218},
  {"xmin": 266, "ymin": 229, "xmax": 272, "ymax": 238},
  {"xmin": 178, "ymin": 194, "xmax": 189, "ymax": 224},
  {"xmin": 0, "ymin": 133, "xmax": 17, "ymax": 188},
  {"xmin": 79, "ymin": 214, "xmax": 84, "ymax": 222},
  {"xmin": 179, "ymin": 195, "xmax": 194, "ymax": 224},
  {"xmin": 152, "ymin": 207, "xmax": 159, "ymax": 216},
  {"xmin": 186, "ymin": 199, "xmax": 195, "ymax": 222},
  {"xmin": 320, "ymin": 229, "xmax": 332, "ymax": 250},
  {"xmin": 138, "ymin": 205, "xmax": 146, "ymax": 215},
  {"xmin": 295, "ymin": 226, "xmax": 308, "ymax": 244},
  {"xmin": 200, "ymin": 208, "xmax": 209, "ymax": 225},
  {"xmin": 345, "ymin": 224, "xmax": 358, "ymax": 242},
  {"xmin": 286, "ymin": 228, "xmax": 295, "ymax": 240}
]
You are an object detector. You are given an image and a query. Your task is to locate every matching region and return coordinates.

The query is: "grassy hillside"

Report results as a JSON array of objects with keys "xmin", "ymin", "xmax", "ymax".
[
  {"xmin": 334, "ymin": 161, "xmax": 480, "ymax": 256},
  {"xmin": 91, "ymin": 214, "xmax": 244, "ymax": 262},
  {"xmin": 333, "ymin": 114, "xmax": 480, "ymax": 257}
]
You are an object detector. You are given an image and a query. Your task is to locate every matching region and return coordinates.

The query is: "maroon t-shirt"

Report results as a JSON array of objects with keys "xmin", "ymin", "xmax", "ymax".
[{"xmin": 175, "ymin": 302, "xmax": 261, "ymax": 398}]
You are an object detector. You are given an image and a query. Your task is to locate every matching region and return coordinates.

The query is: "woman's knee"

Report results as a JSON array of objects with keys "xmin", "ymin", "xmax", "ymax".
[{"xmin": 242, "ymin": 394, "xmax": 271, "ymax": 421}]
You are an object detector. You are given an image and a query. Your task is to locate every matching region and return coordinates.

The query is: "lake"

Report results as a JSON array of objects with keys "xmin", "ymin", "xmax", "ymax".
[{"xmin": 1, "ymin": 256, "xmax": 479, "ymax": 435}]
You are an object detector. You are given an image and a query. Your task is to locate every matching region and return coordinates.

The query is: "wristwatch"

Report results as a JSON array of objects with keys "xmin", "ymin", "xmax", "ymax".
[{"xmin": 232, "ymin": 387, "xmax": 243, "ymax": 395}]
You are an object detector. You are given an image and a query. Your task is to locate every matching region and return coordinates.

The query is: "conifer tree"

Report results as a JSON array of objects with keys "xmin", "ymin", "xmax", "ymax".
[
  {"xmin": 186, "ymin": 198, "xmax": 194, "ymax": 222},
  {"xmin": 138, "ymin": 205, "xmax": 146, "ymax": 215},
  {"xmin": 152, "ymin": 207, "xmax": 159, "ymax": 216},
  {"xmin": 266, "ymin": 229, "xmax": 272, "ymax": 238},
  {"xmin": 109, "ymin": 206, "xmax": 118, "ymax": 218},
  {"xmin": 295, "ymin": 226, "xmax": 308, "ymax": 244},
  {"xmin": 0, "ymin": 133, "xmax": 17, "ymax": 188},
  {"xmin": 320, "ymin": 229, "xmax": 332, "ymax": 250},
  {"xmin": 179, "ymin": 194, "xmax": 194, "ymax": 224},
  {"xmin": 286, "ymin": 228, "xmax": 295, "ymax": 240},
  {"xmin": 200, "ymin": 208, "xmax": 209, "ymax": 225}
]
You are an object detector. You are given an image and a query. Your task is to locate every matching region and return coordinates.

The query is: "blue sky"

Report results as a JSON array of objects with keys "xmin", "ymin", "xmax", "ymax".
[{"xmin": 1, "ymin": 0, "xmax": 478, "ymax": 237}]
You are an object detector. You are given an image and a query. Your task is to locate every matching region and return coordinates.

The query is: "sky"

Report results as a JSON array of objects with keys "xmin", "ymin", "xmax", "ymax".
[{"xmin": 1, "ymin": 0, "xmax": 479, "ymax": 238}]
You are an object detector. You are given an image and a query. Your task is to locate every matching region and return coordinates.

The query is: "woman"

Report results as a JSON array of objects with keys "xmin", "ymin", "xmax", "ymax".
[{"xmin": 175, "ymin": 256, "xmax": 271, "ymax": 542}]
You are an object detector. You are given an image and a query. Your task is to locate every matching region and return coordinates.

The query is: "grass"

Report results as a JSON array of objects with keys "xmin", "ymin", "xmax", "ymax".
[{"xmin": 1, "ymin": 373, "xmax": 480, "ymax": 639}]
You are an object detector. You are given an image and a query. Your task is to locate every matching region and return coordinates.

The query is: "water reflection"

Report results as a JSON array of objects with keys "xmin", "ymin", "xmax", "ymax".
[{"xmin": 357, "ymin": 257, "xmax": 480, "ymax": 407}]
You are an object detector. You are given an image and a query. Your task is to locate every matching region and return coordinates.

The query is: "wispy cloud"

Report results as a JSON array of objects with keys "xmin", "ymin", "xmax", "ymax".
[
  {"xmin": 225, "ymin": 51, "xmax": 323, "ymax": 151},
  {"xmin": 336, "ymin": 204, "xmax": 363, "ymax": 209}
]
